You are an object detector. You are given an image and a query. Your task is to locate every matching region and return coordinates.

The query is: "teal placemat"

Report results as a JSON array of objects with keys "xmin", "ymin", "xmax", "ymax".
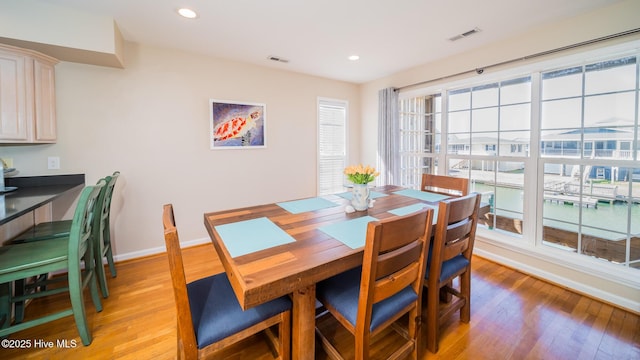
[
  {"xmin": 318, "ymin": 216, "xmax": 378, "ymax": 249},
  {"xmin": 393, "ymin": 189, "xmax": 451, "ymax": 202},
  {"xmin": 388, "ymin": 204, "xmax": 438, "ymax": 224},
  {"xmin": 214, "ymin": 217, "xmax": 295, "ymax": 257},
  {"xmin": 336, "ymin": 191, "xmax": 388, "ymax": 200},
  {"xmin": 276, "ymin": 197, "xmax": 339, "ymax": 214}
]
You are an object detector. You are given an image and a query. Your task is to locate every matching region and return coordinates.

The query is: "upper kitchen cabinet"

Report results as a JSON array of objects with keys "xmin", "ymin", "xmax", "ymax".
[{"xmin": 0, "ymin": 43, "xmax": 58, "ymax": 143}]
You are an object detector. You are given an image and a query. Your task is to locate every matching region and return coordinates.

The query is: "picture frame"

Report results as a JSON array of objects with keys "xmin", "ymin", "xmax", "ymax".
[{"xmin": 209, "ymin": 99, "xmax": 266, "ymax": 149}]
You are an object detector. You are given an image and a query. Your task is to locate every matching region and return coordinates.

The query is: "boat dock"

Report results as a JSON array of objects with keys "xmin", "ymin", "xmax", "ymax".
[{"xmin": 544, "ymin": 193, "xmax": 598, "ymax": 208}]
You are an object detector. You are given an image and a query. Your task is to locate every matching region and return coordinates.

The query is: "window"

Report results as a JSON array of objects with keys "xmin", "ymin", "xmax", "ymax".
[
  {"xmin": 318, "ymin": 98, "xmax": 347, "ymax": 195},
  {"xmin": 447, "ymin": 76, "xmax": 532, "ymax": 237},
  {"xmin": 400, "ymin": 48, "xmax": 640, "ymax": 271},
  {"xmin": 398, "ymin": 95, "xmax": 441, "ymax": 188},
  {"xmin": 540, "ymin": 56, "xmax": 639, "ymax": 268}
]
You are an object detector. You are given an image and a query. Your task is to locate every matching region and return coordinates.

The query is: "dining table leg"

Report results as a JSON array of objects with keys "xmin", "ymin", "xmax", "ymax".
[{"xmin": 291, "ymin": 284, "xmax": 316, "ymax": 360}]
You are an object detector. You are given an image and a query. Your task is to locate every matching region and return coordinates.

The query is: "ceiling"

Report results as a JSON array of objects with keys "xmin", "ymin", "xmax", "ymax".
[{"xmin": 39, "ymin": 0, "xmax": 622, "ymax": 84}]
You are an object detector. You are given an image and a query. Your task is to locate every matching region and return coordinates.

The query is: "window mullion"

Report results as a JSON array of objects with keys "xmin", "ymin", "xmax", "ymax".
[
  {"xmin": 440, "ymin": 93, "xmax": 449, "ymax": 176},
  {"xmin": 529, "ymin": 72, "xmax": 544, "ymax": 247}
]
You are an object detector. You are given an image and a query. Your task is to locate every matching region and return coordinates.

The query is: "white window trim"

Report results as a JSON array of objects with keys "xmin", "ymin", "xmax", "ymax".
[{"xmin": 317, "ymin": 97, "xmax": 349, "ymax": 195}]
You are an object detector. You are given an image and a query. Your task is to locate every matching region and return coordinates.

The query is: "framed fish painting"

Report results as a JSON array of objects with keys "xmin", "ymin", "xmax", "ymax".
[{"xmin": 210, "ymin": 99, "xmax": 266, "ymax": 149}]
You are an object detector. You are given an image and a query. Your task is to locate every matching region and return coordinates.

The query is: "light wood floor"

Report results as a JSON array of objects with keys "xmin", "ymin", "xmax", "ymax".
[{"xmin": 2, "ymin": 244, "xmax": 639, "ymax": 359}]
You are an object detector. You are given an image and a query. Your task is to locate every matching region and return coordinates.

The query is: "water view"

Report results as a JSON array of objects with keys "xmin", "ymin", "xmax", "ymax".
[
  {"xmin": 471, "ymin": 179, "xmax": 639, "ymax": 268},
  {"xmin": 472, "ymin": 182, "xmax": 640, "ymax": 240}
]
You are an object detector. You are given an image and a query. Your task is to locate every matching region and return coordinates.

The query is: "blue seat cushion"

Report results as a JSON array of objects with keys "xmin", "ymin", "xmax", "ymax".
[
  {"xmin": 316, "ymin": 266, "xmax": 418, "ymax": 333},
  {"xmin": 425, "ymin": 254, "xmax": 469, "ymax": 283},
  {"xmin": 187, "ymin": 272, "xmax": 291, "ymax": 349}
]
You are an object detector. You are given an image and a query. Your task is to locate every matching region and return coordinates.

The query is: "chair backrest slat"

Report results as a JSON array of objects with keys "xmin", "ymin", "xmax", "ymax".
[
  {"xmin": 421, "ymin": 174, "xmax": 469, "ymax": 197},
  {"xmin": 443, "ymin": 238, "xmax": 469, "ymax": 260},
  {"xmin": 162, "ymin": 204, "xmax": 198, "ymax": 358},
  {"xmin": 372, "ymin": 262, "xmax": 421, "ymax": 304},
  {"xmin": 445, "ymin": 220, "xmax": 473, "ymax": 244},
  {"xmin": 375, "ymin": 240, "xmax": 423, "ymax": 278}
]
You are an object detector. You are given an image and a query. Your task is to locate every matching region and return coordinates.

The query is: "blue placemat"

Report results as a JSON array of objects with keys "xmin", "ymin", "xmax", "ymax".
[
  {"xmin": 393, "ymin": 189, "xmax": 451, "ymax": 202},
  {"xmin": 318, "ymin": 216, "xmax": 378, "ymax": 249},
  {"xmin": 276, "ymin": 197, "xmax": 339, "ymax": 214},
  {"xmin": 388, "ymin": 204, "xmax": 438, "ymax": 224},
  {"xmin": 214, "ymin": 217, "xmax": 295, "ymax": 257},
  {"xmin": 336, "ymin": 191, "xmax": 388, "ymax": 200}
]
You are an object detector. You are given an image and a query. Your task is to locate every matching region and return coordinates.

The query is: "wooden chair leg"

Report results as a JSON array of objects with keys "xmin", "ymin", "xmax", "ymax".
[
  {"xmin": 461, "ymin": 271, "xmax": 471, "ymax": 323},
  {"xmin": 354, "ymin": 327, "xmax": 371, "ymax": 360},
  {"xmin": 409, "ymin": 307, "xmax": 420, "ymax": 360},
  {"xmin": 426, "ymin": 286, "xmax": 439, "ymax": 353},
  {"xmin": 440, "ymin": 280, "xmax": 453, "ymax": 302},
  {"xmin": 280, "ymin": 311, "xmax": 291, "ymax": 360}
]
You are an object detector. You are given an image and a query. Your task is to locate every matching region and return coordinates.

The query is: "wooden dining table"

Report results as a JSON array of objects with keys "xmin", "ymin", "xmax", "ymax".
[{"xmin": 203, "ymin": 185, "xmax": 480, "ymax": 359}]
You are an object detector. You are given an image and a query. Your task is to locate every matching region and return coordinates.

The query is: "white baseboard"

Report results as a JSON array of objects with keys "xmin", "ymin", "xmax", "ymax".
[
  {"xmin": 112, "ymin": 237, "xmax": 211, "ymax": 263},
  {"xmin": 474, "ymin": 248, "xmax": 640, "ymax": 314}
]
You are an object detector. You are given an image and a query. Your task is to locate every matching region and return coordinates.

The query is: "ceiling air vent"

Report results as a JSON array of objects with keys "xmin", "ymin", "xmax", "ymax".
[
  {"xmin": 267, "ymin": 55, "xmax": 289, "ymax": 63},
  {"xmin": 448, "ymin": 27, "xmax": 482, "ymax": 42}
]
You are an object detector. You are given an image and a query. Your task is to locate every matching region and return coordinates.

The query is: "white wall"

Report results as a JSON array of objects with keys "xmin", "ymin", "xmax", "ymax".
[
  {"xmin": 1, "ymin": 41, "xmax": 361, "ymax": 258},
  {"xmin": 359, "ymin": 0, "xmax": 640, "ymax": 313}
]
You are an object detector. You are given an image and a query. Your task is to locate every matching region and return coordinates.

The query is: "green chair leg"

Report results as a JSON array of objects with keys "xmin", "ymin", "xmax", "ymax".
[
  {"xmin": 105, "ymin": 240, "xmax": 117, "ymax": 278},
  {"xmin": 89, "ymin": 274, "xmax": 103, "ymax": 313},
  {"xmin": 0, "ymin": 283, "xmax": 10, "ymax": 329},
  {"xmin": 95, "ymin": 260, "xmax": 109, "ymax": 298},
  {"xmin": 68, "ymin": 270, "xmax": 91, "ymax": 345},
  {"xmin": 13, "ymin": 279, "xmax": 25, "ymax": 323}
]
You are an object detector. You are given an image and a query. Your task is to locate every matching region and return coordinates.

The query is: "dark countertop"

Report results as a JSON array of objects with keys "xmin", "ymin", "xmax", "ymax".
[{"xmin": 0, "ymin": 174, "xmax": 85, "ymax": 226}]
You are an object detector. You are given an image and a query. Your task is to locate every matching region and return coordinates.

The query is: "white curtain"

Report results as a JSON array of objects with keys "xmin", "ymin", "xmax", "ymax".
[{"xmin": 377, "ymin": 88, "xmax": 399, "ymax": 185}]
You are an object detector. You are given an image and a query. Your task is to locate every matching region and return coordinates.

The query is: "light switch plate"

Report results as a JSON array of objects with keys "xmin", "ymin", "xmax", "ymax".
[{"xmin": 48, "ymin": 156, "xmax": 60, "ymax": 170}]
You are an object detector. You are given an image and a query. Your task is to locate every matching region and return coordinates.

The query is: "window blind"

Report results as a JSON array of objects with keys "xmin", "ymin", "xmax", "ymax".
[{"xmin": 318, "ymin": 99, "xmax": 347, "ymax": 195}]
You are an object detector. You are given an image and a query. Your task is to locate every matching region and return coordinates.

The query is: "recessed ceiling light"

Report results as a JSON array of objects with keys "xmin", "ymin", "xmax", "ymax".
[
  {"xmin": 348, "ymin": 55, "xmax": 360, "ymax": 61},
  {"xmin": 178, "ymin": 8, "xmax": 198, "ymax": 19}
]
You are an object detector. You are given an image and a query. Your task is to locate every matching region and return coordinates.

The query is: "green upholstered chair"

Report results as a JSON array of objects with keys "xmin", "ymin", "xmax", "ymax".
[
  {"xmin": 315, "ymin": 208, "xmax": 434, "ymax": 360},
  {"xmin": 0, "ymin": 181, "xmax": 105, "ymax": 346},
  {"xmin": 163, "ymin": 204, "xmax": 292, "ymax": 359},
  {"xmin": 10, "ymin": 171, "xmax": 120, "ymax": 298}
]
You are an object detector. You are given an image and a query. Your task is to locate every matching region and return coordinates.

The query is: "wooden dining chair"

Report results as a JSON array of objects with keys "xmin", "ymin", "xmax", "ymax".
[
  {"xmin": 0, "ymin": 181, "xmax": 105, "ymax": 345},
  {"xmin": 162, "ymin": 204, "xmax": 292, "ymax": 360},
  {"xmin": 315, "ymin": 207, "xmax": 434, "ymax": 360},
  {"xmin": 421, "ymin": 174, "xmax": 469, "ymax": 197},
  {"xmin": 9, "ymin": 173, "xmax": 120, "ymax": 299},
  {"xmin": 423, "ymin": 192, "xmax": 481, "ymax": 353}
]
